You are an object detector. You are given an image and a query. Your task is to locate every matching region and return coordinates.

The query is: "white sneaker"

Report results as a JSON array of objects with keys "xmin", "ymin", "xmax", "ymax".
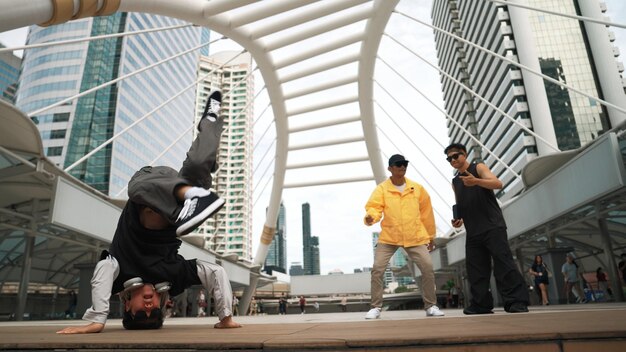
[
  {"xmin": 365, "ymin": 307, "xmax": 381, "ymax": 319},
  {"xmin": 426, "ymin": 305, "xmax": 445, "ymax": 317}
]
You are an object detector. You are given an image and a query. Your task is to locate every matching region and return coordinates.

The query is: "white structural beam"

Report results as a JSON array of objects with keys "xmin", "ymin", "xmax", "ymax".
[
  {"xmin": 228, "ymin": 0, "xmax": 318, "ymax": 28},
  {"xmin": 358, "ymin": 0, "xmax": 399, "ymax": 183},
  {"xmin": 287, "ymin": 95, "xmax": 359, "ymax": 116},
  {"xmin": 0, "ymin": 0, "xmax": 52, "ymax": 31},
  {"xmin": 286, "ymin": 156, "xmax": 370, "ymax": 170},
  {"xmin": 288, "ymin": 136, "xmax": 365, "ymax": 151},
  {"xmin": 246, "ymin": 0, "xmax": 369, "ymax": 40},
  {"xmin": 279, "ymin": 53, "xmax": 360, "ymax": 83},
  {"xmin": 203, "ymin": 0, "xmax": 257, "ymax": 16},
  {"xmin": 274, "ymin": 32, "xmax": 365, "ymax": 69},
  {"xmin": 289, "ymin": 114, "xmax": 361, "ymax": 133},
  {"xmin": 284, "ymin": 175, "xmax": 375, "ymax": 189},
  {"xmin": 263, "ymin": 5, "xmax": 374, "ymax": 51},
  {"xmin": 506, "ymin": 0, "xmax": 559, "ymax": 156},
  {"xmin": 578, "ymin": 0, "xmax": 626, "ymax": 126},
  {"xmin": 284, "ymin": 75, "xmax": 358, "ymax": 100}
]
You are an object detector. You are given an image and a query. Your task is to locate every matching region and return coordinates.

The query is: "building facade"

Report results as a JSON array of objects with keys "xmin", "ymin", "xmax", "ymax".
[
  {"xmin": 16, "ymin": 14, "xmax": 202, "ymax": 195},
  {"xmin": 0, "ymin": 43, "xmax": 21, "ymax": 103},
  {"xmin": 289, "ymin": 262, "xmax": 304, "ymax": 276},
  {"xmin": 194, "ymin": 51, "xmax": 254, "ymax": 260},
  {"xmin": 302, "ymin": 202, "xmax": 320, "ymax": 275},
  {"xmin": 265, "ymin": 201, "xmax": 287, "ymax": 273},
  {"xmin": 431, "ymin": 0, "xmax": 626, "ymax": 201}
]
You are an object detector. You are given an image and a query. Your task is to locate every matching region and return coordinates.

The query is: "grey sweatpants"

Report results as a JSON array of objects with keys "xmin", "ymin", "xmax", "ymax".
[
  {"xmin": 127, "ymin": 118, "xmax": 224, "ymax": 224},
  {"xmin": 197, "ymin": 260, "xmax": 234, "ymax": 320}
]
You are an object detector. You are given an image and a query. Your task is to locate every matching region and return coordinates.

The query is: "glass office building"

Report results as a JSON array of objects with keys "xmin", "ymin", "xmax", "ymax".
[
  {"xmin": 265, "ymin": 202, "xmax": 287, "ymax": 273},
  {"xmin": 16, "ymin": 14, "xmax": 202, "ymax": 195},
  {"xmin": 527, "ymin": 0, "xmax": 609, "ymax": 150},
  {"xmin": 431, "ymin": 0, "xmax": 625, "ymax": 201},
  {"xmin": 302, "ymin": 202, "xmax": 320, "ymax": 275},
  {"xmin": 0, "ymin": 43, "xmax": 21, "ymax": 103},
  {"xmin": 195, "ymin": 51, "xmax": 254, "ymax": 260}
]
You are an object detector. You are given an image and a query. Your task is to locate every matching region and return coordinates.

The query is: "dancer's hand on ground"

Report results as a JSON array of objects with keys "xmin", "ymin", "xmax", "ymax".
[
  {"xmin": 214, "ymin": 315, "xmax": 241, "ymax": 329},
  {"xmin": 57, "ymin": 322, "xmax": 104, "ymax": 334}
]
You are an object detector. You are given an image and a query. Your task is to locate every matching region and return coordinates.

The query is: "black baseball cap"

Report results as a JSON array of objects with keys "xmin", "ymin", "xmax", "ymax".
[{"xmin": 388, "ymin": 154, "xmax": 408, "ymax": 166}]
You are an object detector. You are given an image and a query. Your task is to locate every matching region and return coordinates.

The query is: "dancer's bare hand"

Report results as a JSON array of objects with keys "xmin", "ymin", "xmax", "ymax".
[{"xmin": 57, "ymin": 322, "xmax": 104, "ymax": 334}]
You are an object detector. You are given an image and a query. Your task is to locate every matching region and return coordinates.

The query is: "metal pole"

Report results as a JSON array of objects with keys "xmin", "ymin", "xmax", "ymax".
[
  {"xmin": 598, "ymin": 214, "xmax": 624, "ymax": 302},
  {"xmin": 16, "ymin": 199, "xmax": 38, "ymax": 321}
]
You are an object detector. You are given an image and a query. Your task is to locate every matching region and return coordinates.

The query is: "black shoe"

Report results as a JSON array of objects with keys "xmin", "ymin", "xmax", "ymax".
[
  {"xmin": 505, "ymin": 302, "xmax": 529, "ymax": 313},
  {"xmin": 175, "ymin": 192, "xmax": 225, "ymax": 236},
  {"xmin": 200, "ymin": 90, "xmax": 222, "ymax": 126},
  {"xmin": 463, "ymin": 306, "xmax": 494, "ymax": 315}
]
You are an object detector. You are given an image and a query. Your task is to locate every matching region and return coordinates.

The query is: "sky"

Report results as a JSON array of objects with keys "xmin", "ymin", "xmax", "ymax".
[{"xmin": 1, "ymin": 0, "xmax": 625, "ymax": 276}]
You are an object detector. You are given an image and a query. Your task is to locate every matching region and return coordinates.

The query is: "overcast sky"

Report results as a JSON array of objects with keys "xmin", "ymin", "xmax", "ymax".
[{"xmin": 1, "ymin": 0, "xmax": 625, "ymax": 275}]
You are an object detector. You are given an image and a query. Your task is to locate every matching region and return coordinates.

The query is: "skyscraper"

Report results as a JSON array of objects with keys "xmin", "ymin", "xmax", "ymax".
[
  {"xmin": 16, "ymin": 15, "xmax": 203, "ymax": 195},
  {"xmin": 431, "ymin": 0, "xmax": 626, "ymax": 201},
  {"xmin": 265, "ymin": 201, "xmax": 287, "ymax": 273},
  {"xmin": 194, "ymin": 51, "xmax": 254, "ymax": 260},
  {"xmin": 302, "ymin": 202, "xmax": 320, "ymax": 275},
  {"xmin": 289, "ymin": 262, "xmax": 304, "ymax": 276},
  {"xmin": 0, "ymin": 43, "xmax": 21, "ymax": 103}
]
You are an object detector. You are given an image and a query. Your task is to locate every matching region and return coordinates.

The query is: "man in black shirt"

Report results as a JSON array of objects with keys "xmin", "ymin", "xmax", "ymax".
[
  {"xmin": 445, "ymin": 143, "xmax": 529, "ymax": 314},
  {"xmin": 57, "ymin": 91, "xmax": 241, "ymax": 333}
]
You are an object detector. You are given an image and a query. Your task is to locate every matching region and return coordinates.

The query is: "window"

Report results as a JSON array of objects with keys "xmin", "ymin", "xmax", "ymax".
[
  {"xmin": 47, "ymin": 146, "xmax": 63, "ymax": 156},
  {"xmin": 50, "ymin": 129, "xmax": 66, "ymax": 139},
  {"xmin": 53, "ymin": 113, "xmax": 70, "ymax": 122}
]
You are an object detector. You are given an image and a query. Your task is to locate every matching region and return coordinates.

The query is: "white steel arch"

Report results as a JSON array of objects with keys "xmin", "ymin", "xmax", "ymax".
[{"xmin": 0, "ymin": 0, "xmax": 398, "ymax": 311}]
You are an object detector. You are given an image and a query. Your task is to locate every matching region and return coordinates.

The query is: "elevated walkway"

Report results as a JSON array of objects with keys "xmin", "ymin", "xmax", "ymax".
[{"xmin": 0, "ymin": 303, "xmax": 625, "ymax": 351}]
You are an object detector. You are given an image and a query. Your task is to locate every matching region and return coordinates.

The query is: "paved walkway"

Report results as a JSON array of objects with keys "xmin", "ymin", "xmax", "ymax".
[{"xmin": 1, "ymin": 303, "xmax": 625, "ymax": 351}]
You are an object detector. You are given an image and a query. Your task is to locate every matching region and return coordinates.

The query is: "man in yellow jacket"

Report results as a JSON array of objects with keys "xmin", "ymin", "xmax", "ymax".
[{"xmin": 364, "ymin": 154, "xmax": 444, "ymax": 319}]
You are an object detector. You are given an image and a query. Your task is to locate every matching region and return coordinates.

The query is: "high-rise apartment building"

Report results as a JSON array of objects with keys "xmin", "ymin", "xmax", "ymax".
[
  {"xmin": 265, "ymin": 202, "xmax": 287, "ymax": 273},
  {"xmin": 0, "ymin": 43, "xmax": 21, "ymax": 103},
  {"xmin": 431, "ymin": 0, "xmax": 626, "ymax": 201},
  {"xmin": 194, "ymin": 51, "xmax": 254, "ymax": 260},
  {"xmin": 16, "ymin": 15, "xmax": 202, "ymax": 195},
  {"xmin": 302, "ymin": 203, "xmax": 320, "ymax": 275}
]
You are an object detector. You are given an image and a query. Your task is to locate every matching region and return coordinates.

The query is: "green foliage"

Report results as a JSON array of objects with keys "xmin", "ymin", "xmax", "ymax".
[{"xmin": 394, "ymin": 285, "xmax": 410, "ymax": 293}]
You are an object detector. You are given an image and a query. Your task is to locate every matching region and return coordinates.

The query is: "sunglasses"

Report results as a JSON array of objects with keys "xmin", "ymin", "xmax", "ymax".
[
  {"xmin": 446, "ymin": 152, "xmax": 463, "ymax": 162},
  {"xmin": 393, "ymin": 161, "xmax": 408, "ymax": 167}
]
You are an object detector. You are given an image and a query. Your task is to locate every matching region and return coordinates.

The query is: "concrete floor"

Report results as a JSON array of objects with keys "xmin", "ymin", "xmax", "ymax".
[{"xmin": 1, "ymin": 303, "xmax": 625, "ymax": 351}]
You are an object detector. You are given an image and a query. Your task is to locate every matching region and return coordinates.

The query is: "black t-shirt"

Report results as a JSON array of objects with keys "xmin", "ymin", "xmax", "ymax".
[
  {"xmin": 619, "ymin": 260, "xmax": 626, "ymax": 281},
  {"xmin": 108, "ymin": 201, "xmax": 201, "ymax": 296},
  {"xmin": 452, "ymin": 162, "xmax": 506, "ymax": 235}
]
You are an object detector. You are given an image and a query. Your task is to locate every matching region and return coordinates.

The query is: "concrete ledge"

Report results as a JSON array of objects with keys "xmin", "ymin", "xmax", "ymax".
[{"xmin": 1, "ymin": 305, "xmax": 624, "ymax": 350}]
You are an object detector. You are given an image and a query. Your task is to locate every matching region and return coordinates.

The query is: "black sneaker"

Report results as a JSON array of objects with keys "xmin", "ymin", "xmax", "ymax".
[
  {"xmin": 463, "ymin": 305, "xmax": 494, "ymax": 315},
  {"xmin": 202, "ymin": 90, "xmax": 222, "ymax": 121},
  {"xmin": 175, "ymin": 192, "xmax": 225, "ymax": 236},
  {"xmin": 505, "ymin": 302, "xmax": 529, "ymax": 313}
]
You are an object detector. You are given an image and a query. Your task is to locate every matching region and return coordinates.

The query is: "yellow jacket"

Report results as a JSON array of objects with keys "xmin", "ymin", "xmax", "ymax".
[{"xmin": 364, "ymin": 178, "xmax": 436, "ymax": 247}]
